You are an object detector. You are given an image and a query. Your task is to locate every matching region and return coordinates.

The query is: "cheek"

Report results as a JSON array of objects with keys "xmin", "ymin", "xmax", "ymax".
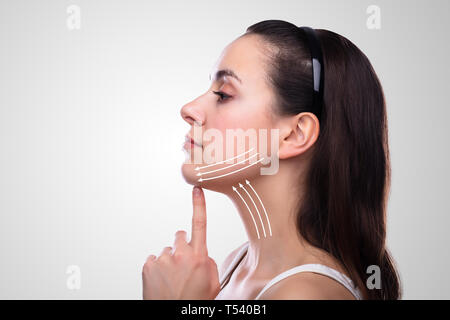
[
  {"xmin": 210, "ymin": 104, "xmax": 271, "ymax": 132},
  {"xmin": 205, "ymin": 104, "xmax": 274, "ymax": 159}
]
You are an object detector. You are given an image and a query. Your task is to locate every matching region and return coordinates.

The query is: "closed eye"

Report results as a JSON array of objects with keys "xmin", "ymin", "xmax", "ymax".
[{"xmin": 212, "ymin": 90, "xmax": 232, "ymax": 103}]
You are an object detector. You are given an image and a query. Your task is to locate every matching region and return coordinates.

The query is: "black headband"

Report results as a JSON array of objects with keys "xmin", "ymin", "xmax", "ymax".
[{"xmin": 298, "ymin": 26, "xmax": 324, "ymax": 121}]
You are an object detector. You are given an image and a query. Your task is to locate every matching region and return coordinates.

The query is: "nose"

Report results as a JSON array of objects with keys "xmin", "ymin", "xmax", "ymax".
[{"xmin": 180, "ymin": 98, "xmax": 205, "ymax": 126}]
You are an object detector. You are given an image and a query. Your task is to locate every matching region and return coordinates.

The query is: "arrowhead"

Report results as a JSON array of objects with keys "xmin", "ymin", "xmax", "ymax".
[
  {"xmin": 198, "ymin": 178, "xmax": 203, "ymax": 182},
  {"xmin": 196, "ymin": 172, "xmax": 202, "ymax": 176},
  {"xmin": 245, "ymin": 179, "xmax": 250, "ymax": 184},
  {"xmin": 239, "ymin": 183, "xmax": 243, "ymax": 188},
  {"xmin": 195, "ymin": 167, "xmax": 199, "ymax": 171},
  {"xmin": 232, "ymin": 186, "xmax": 236, "ymax": 191}
]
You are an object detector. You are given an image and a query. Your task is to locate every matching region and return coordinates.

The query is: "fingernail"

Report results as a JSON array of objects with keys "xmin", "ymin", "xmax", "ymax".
[{"xmin": 193, "ymin": 186, "xmax": 201, "ymax": 197}]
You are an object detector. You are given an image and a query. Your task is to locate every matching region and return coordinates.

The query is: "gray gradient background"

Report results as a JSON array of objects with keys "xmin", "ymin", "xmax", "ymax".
[{"xmin": 0, "ymin": 0, "xmax": 448, "ymax": 299}]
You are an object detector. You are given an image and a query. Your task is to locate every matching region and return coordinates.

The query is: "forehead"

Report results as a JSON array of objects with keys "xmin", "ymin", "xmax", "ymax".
[{"xmin": 210, "ymin": 34, "xmax": 270, "ymax": 88}]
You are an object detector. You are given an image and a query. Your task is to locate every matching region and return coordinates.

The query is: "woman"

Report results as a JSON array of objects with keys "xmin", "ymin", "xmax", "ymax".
[{"xmin": 142, "ymin": 20, "xmax": 402, "ymax": 300}]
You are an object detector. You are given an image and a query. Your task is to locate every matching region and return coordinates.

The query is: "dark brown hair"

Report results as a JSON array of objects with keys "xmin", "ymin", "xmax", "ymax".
[{"xmin": 245, "ymin": 20, "xmax": 402, "ymax": 299}]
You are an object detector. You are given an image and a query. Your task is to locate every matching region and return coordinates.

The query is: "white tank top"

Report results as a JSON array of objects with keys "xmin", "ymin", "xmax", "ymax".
[{"xmin": 218, "ymin": 242, "xmax": 363, "ymax": 300}]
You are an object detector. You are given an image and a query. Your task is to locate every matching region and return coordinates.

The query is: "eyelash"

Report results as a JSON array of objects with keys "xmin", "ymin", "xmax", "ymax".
[{"xmin": 212, "ymin": 90, "xmax": 232, "ymax": 103}]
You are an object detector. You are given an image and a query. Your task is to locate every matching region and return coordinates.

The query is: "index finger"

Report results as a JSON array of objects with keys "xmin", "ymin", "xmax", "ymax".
[{"xmin": 190, "ymin": 186, "xmax": 207, "ymax": 255}]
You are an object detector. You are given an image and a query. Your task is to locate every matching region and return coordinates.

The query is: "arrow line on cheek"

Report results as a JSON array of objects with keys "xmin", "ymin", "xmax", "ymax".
[
  {"xmin": 197, "ymin": 153, "xmax": 259, "ymax": 176},
  {"xmin": 195, "ymin": 148, "xmax": 255, "ymax": 171},
  {"xmin": 198, "ymin": 158, "xmax": 264, "ymax": 182}
]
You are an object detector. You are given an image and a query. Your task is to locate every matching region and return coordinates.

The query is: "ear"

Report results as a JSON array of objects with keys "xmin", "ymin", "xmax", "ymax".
[{"xmin": 277, "ymin": 112, "xmax": 319, "ymax": 160}]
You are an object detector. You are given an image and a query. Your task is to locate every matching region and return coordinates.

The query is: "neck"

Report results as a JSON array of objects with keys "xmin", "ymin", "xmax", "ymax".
[{"xmin": 224, "ymin": 159, "xmax": 319, "ymax": 277}]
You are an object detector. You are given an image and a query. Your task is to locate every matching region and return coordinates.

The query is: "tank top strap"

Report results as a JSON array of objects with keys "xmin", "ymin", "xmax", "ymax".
[
  {"xmin": 254, "ymin": 263, "xmax": 363, "ymax": 300},
  {"xmin": 219, "ymin": 242, "xmax": 249, "ymax": 288}
]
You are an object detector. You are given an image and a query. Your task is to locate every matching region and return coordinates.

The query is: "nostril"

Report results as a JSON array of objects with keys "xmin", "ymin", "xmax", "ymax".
[
  {"xmin": 180, "ymin": 104, "xmax": 204, "ymax": 126},
  {"xmin": 183, "ymin": 115, "xmax": 196, "ymax": 125}
]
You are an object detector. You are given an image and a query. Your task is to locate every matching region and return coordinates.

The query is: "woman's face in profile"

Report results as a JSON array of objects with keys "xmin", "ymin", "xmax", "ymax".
[{"xmin": 180, "ymin": 34, "xmax": 279, "ymax": 192}]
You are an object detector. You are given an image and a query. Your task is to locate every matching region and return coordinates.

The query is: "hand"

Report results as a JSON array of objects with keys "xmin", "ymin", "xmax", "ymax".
[{"xmin": 142, "ymin": 186, "xmax": 220, "ymax": 299}]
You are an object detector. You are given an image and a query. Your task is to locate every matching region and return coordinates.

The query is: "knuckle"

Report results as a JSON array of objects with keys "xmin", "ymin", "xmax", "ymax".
[
  {"xmin": 175, "ymin": 230, "xmax": 186, "ymax": 236},
  {"xmin": 191, "ymin": 254, "xmax": 206, "ymax": 267},
  {"xmin": 208, "ymin": 257, "xmax": 217, "ymax": 268},
  {"xmin": 144, "ymin": 254, "xmax": 156, "ymax": 265},
  {"xmin": 142, "ymin": 261, "xmax": 154, "ymax": 273},
  {"xmin": 192, "ymin": 218, "xmax": 206, "ymax": 229},
  {"xmin": 172, "ymin": 251, "xmax": 185, "ymax": 262},
  {"xmin": 158, "ymin": 251, "xmax": 172, "ymax": 262},
  {"xmin": 162, "ymin": 246, "xmax": 172, "ymax": 254},
  {"xmin": 157, "ymin": 256, "xmax": 167, "ymax": 264}
]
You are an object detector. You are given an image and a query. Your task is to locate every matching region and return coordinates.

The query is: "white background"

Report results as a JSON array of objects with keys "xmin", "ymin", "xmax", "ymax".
[{"xmin": 0, "ymin": 0, "xmax": 449, "ymax": 299}]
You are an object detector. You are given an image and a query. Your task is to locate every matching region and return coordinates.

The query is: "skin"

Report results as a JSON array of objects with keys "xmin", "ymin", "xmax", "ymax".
[
  {"xmin": 142, "ymin": 187, "xmax": 220, "ymax": 299},
  {"xmin": 142, "ymin": 34, "xmax": 357, "ymax": 300}
]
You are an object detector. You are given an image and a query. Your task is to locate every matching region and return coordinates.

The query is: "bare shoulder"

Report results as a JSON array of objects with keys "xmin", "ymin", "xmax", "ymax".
[
  {"xmin": 257, "ymin": 272, "xmax": 357, "ymax": 300},
  {"xmin": 219, "ymin": 242, "xmax": 248, "ymax": 279}
]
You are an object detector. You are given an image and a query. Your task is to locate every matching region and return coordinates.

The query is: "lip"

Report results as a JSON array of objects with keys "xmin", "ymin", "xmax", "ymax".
[{"xmin": 184, "ymin": 135, "xmax": 202, "ymax": 149}]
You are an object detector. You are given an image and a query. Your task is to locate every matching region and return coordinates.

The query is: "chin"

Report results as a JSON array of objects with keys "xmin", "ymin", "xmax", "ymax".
[
  {"xmin": 181, "ymin": 160, "xmax": 262, "ymax": 194},
  {"xmin": 181, "ymin": 162, "xmax": 201, "ymax": 186}
]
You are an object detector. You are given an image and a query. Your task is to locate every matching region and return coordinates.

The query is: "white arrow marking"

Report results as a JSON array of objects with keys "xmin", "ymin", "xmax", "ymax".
[
  {"xmin": 239, "ymin": 183, "xmax": 266, "ymax": 238},
  {"xmin": 233, "ymin": 186, "xmax": 260, "ymax": 239},
  {"xmin": 198, "ymin": 158, "xmax": 264, "ymax": 182},
  {"xmin": 195, "ymin": 148, "xmax": 255, "ymax": 171},
  {"xmin": 197, "ymin": 153, "xmax": 259, "ymax": 176},
  {"xmin": 246, "ymin": 179, "xmax": 272, "ymax": 237}
]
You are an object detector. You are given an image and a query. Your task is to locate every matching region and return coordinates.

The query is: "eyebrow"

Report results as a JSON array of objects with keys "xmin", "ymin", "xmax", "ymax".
[{"xmin": 209, "ymin": 68, "xmax": 242, "ymax": 84}]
